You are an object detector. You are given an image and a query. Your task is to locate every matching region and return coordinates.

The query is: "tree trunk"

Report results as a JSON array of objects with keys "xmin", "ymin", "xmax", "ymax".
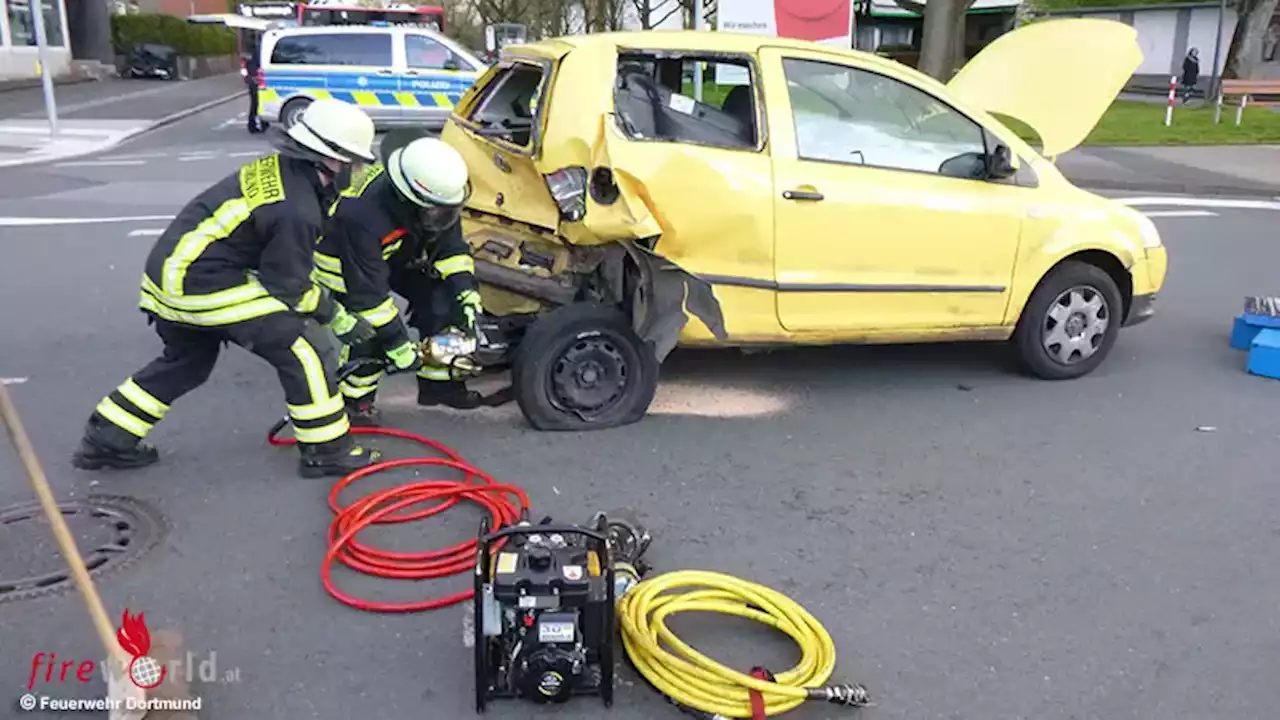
[
  {"xmin": 1223, "ymin": 0, "xmax": 1280, "ymax": 79},
  {"xmin": 917, "ymin": 0, "xmax": 959, "ymax": 79}
]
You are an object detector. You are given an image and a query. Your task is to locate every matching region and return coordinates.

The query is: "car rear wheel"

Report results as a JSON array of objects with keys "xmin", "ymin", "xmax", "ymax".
[
  {"xmin": 1013, "ymin": 260, "xmax": 1124, "ymax": 380},
  {"xmin": 280, "ymin": 97, "xmax": 311, "ymax": 129},
  {"xmin": 512, "ymin": 304, "xmax": 659, "ymax": 431}
]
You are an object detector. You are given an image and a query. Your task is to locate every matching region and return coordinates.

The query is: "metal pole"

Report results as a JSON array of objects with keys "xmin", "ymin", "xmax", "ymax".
[
  {"xmin": 693, "ymin": 0, "xmax": 704, "ymax": 102},
  {"xmin": 1209, "ymin": 0, "xmax": 1227, "ymax": 101},
  {"xmin": 29, "ymin": 0, "xmax": 59, "ymax": 139}
]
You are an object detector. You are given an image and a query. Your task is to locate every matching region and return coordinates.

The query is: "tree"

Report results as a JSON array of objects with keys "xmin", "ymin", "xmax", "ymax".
[
  {"xmin": 890, "ymin": 0, "xmax": 976, "ymax": 80},
  {"xmin": 1223, "ymin": 0, "xmax": 1280, "ymax": 79},
  {"xmin": 629, "ymin": 0, "xmax": 688, "ymax": 28}
]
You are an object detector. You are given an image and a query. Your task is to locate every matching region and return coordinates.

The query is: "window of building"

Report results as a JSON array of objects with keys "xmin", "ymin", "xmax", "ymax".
[
  {"xmin": 7, "ymin": 0, "xmax": 65, "ymax": 47},
  {"xmin": 781, "ymin": 58, "xmax": 988, "ymax": 179},
  {"xmin": 612, "ymin": 53, "xmax": 761, "ymax": 151},
  {"xmin": 269, "ymin": 32, "xmax": 393, "ymax": 67}
]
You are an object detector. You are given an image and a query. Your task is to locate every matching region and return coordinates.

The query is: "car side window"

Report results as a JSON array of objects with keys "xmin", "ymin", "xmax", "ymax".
[
  {"xmin": 613, "ymin": 53, "xmax": 761, "ymax": 151},
  {"xmin": 463, "ymin": 62, "xmax": 547, "ymax": 148},
  {"xmin": 780, "ymin": 58, "xmax": 989, "ymax": 179},
  {"xmin": 405, "ymin": 34, "xmax": 473, "ymax": 71},
  {"xmin": 270, "ymin": 33, "xmax": 392, "ymax": 67}
]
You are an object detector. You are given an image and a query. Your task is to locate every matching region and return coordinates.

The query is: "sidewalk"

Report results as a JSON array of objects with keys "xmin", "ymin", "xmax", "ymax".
[
  {"xmin": 1055, "ymin": 145, "xmax": 1280, "ymax": 197},
  {"xmin": 0, "ymin": 74, "xmax": 245, "ymax": 167}
]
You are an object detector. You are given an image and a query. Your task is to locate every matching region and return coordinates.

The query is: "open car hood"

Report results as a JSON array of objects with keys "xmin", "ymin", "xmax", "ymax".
[{"xmin": 947, "ymin": 18, "xmax": 1143, "ymax": 158}]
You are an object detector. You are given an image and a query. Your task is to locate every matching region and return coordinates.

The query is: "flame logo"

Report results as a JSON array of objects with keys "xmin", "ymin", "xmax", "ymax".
[{"xmin": 116, "ymin": 608, "xmax": 167, "ymax": 689}]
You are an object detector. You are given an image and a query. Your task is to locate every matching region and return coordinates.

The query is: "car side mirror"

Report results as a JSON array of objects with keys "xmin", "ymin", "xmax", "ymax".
[
  {"xmin": 444, "ymin": 57, "xmax": 461, "ymax": 71},
  {"xmin": 938, "ymin": 151, "xmax": 988, "ymax": 180},
  {"xmin": 987, "ymin": 142, "xmax": 1017, "ymax": 179}
]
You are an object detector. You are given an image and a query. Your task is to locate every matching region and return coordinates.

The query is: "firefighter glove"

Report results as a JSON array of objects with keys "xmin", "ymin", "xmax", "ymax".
[
  {"xmin": 328, "ymin": 306, "xmax": 377, "ymax": 346},
  {"xmin": 456, "ymin": 289, "xmax": 482, "ymax": 335},
  {"xmin": 386, "ymin": 341, "xmax": 423, "ymax": 373}
]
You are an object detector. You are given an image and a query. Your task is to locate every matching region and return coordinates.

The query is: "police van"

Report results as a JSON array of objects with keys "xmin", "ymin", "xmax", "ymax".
[{"xmin": 255, "ymin": 25, "xmax": 487, "ymax": 130}]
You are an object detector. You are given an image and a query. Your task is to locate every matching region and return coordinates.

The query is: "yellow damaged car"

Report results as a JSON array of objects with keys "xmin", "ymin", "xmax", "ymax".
[{"xmin": 426, "ymin": 19, "xmax": 1169, "ymax": 431}]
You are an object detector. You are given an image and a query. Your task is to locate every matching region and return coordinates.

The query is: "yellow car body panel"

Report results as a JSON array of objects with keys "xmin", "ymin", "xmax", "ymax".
[{"xmin": 441, "ymin": 22, "xmax": 1166, "ymax": 352}]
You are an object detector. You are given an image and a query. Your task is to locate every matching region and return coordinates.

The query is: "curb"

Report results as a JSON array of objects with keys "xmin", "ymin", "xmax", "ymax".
[
  {"xmin": 1071, "ymin": 177, "xmax": 1280, "ymax": 199},
  {"xmin": 0, "ymin": 89, "xmax": 245, "ymax": 169}
]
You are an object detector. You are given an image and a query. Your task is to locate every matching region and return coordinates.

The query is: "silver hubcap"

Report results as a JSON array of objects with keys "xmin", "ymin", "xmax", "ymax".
[{"xmin": 1042, "ymin": 285, "xmax": 1110, "ymax": 365}]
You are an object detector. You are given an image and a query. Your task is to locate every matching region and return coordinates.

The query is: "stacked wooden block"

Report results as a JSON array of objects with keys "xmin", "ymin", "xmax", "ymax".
[{"xmin": 1230, "ymin": 296, "xmax": 1280, "ymax": 380}]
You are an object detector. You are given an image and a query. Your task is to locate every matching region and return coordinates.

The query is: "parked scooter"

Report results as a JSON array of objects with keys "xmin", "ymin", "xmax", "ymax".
[{"xmin": 126, "ymin": 43, "xmax": 180, "ymax": 81}]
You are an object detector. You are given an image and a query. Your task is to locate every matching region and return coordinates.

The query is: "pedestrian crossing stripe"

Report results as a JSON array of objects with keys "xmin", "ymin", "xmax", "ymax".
[{"xmin": 259, "ymin": 88, "xmax": 461, "ymax": 109}]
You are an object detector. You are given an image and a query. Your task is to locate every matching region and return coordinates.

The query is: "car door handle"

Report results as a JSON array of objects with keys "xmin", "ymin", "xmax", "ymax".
[
  {"xmin": 376, "ymin": 69, "xmax": 394, "ymax": 75},
  {"xmin": 783, "ymin": 189, "xmax": 824, "ymax": 201},
  {"xmin": 404, "ymin": 69, "xmax": 421, "ymax": 75}
]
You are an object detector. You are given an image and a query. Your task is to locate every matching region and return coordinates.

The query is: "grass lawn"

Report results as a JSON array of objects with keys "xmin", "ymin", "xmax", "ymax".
[{"xmin": 994, "ymin": 99, "xmax": 1280, "ymax": 147}]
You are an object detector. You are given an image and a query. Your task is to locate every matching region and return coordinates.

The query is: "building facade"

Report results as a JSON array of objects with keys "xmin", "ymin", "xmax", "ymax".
[
  {"xmin": 1040, "ymin": 2, "xmax": 1236, "ymax": 79},
  {"xmin": 0, "ymin": 0, "xmax": 72, "ymax": 80}
]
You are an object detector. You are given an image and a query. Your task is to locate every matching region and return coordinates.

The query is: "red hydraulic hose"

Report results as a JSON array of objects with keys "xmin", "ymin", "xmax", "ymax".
[{"xmin": 267, "ymin": 422, "xmax": 530, "ymax": 613}]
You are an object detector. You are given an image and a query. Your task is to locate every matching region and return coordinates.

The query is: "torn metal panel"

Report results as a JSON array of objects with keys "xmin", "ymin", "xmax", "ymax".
[{"xmin": 624, "ymin": 243, "xmax": 727, "ymax": 361}]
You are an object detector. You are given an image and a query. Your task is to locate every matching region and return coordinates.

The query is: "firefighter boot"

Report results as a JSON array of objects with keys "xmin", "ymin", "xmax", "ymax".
[
  {"xmin": 71, "ymin": 413, "xmax": 159, "ymax": 470},
  {"xmin": 416, "ymin": 377, "xmax": 484, "ymax": 409},
  {"xmin": 344, "ymin": 396, "xmax": 382, "ymax": 427},
  {"xmin": 297, "ymin": 434, "xmax": 381, "ymax": 479}
]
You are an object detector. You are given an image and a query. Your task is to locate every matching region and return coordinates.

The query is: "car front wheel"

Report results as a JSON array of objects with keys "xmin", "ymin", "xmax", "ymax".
[
  {"xmin": 512, "ymin": 304, "xmax": 659, "ymax": 431},
  {"xmin": 1013, "ymin": 260, "xmax": 1125, "ymax": 380}
]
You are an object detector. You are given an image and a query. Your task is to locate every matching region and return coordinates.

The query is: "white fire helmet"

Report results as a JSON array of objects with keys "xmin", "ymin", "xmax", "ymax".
[
  {"xmin": 285, "ymin": 98, "xmax": 376, "ymax": 164},
  {"xmin": 386, "ymin": 137, "xmax": 472, "ymax": 229}
]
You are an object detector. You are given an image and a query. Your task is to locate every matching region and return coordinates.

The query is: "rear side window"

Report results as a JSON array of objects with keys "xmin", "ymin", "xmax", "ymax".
[
  {"xmin": 462, "ymin": 62, "xmax": 548, "ymax": 149},
  {"xmin": 614, "ymin": 52, "xmax": 761, "ymax": 151},
  {"xmin": 269, "ymin": 33, "xmax": 393, "ymax": 67}
]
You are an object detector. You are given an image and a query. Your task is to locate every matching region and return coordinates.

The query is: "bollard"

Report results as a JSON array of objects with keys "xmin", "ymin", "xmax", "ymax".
[
  {"xmin": 1165, "ymin": 75, "xmax": 1176, "ymax": 126},
  {"xmin": 1214, "ymin": 87, "xmax": 1224, "ymax": 124},
  {"xmin": 1235, "ymin": 94, "xmax": 1248, "ymax": 126}
]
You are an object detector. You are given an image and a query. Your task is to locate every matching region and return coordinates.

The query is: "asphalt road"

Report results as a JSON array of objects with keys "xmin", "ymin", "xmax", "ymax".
[{"xmin": 2, "ymin": 102, "xmax": 1279, "ymax": 720}]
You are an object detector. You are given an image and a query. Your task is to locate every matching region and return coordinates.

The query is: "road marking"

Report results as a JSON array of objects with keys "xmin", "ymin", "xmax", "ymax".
[
  {"xmin": 54, "ymin": 159, "xmax": 148, "ymax": 167},
  {"xmin": 0, "ymin": 377, "xmax": 27, "ymax": 385},
  {"xmin": 128, "ymin": 228, "xmax": 165, "ymax": 237},
  {"xmin": 0, "ymin": 215, "xmax": 173, "ymax": 227},
  {"xmin": 1118, "ymin": 196, "xmax": 1280, "ymax": 211},
  {"xmin": 100, "ymin": 152, "xmax": 166, "ymax": 161},
  {"xmin": 1142, "ymin": 210, "xmax": 1219, "ymax": 218},
  {"xmin": 178, "ymin": 154, "xmax": 219, "ymax": 162},
  {"xmin": 228, "ymin": 151, "xmax": 264, "ymax": 158}
]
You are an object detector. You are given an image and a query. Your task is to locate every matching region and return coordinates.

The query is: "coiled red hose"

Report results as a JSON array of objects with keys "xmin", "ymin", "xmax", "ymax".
[{"xmin": 267, "ymin": 422, "xmax": 530, "ymax": 613}]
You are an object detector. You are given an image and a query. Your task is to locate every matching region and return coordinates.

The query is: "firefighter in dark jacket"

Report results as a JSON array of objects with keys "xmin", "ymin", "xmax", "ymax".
[
  {"xmin": 314, "ymin": 136, "xmax": 487, "ymax": 426},
  {"xmin": 71, "ymin": 98, "xmax": 383, "ymax": 479}
]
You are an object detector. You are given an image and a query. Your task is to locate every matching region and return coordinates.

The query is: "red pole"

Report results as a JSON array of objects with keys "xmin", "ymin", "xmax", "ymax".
[{"xmin": 1165, "ymin": 74, "xmax": 1176, "ymax": 126}]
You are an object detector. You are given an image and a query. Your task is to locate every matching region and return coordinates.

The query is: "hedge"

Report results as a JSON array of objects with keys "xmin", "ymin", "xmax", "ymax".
[{"xmin": 111, "ymin": 13, "xmax": 237, "ymax": 57}]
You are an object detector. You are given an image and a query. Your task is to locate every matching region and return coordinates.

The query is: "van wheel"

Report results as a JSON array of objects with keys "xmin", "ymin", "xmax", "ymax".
[
  {"xmin": 512, "ymin": 304, "xmax": 659, "ymax": 432},
  {"xmin": 280, "ymin": 97, "xmax": 311, "ymax": 129},
  {"xmin": 1012, "ymin": 260, "xmax": 1124, "ymax": 380}
]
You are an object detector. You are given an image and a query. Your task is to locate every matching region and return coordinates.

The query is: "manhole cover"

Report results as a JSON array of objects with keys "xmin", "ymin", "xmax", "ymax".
[{"xmin": 0, "ymin": 495, "xmax": 166, "ymax": 605}]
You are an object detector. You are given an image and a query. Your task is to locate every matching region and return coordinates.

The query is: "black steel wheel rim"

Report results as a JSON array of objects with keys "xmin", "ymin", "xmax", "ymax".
[{"xmin": 547, "ymin": 333, "xmax": 630, "ymax": 419}]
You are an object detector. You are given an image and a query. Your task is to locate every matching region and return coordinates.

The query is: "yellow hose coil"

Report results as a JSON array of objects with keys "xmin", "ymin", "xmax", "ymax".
[{"xmin": 617, "ymin": 569, "xmax": 840, "ymax": 718}]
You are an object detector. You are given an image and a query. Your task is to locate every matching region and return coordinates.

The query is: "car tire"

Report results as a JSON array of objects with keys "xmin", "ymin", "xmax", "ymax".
[
  {"xmin": 280, "ymin": 97, "xmax": 311, "ymax": 129},
  {"xmin": 512, "ymin": 304, "xmax": 659, "ymax": 432},
  {"xmin": 1012, "ymin": 260, "xmax": 1125, "ymax": 380}
]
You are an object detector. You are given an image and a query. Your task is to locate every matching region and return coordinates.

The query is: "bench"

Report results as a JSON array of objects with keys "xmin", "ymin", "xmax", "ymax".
[{"xmin": 1216, "ymin": 79, "xmax": 1280, "ymax": 126}]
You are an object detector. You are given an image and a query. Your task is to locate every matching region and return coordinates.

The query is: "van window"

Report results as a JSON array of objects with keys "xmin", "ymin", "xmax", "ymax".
[
  {"xmin": 270, "ymin": 33, "xmax": 393, "ymax": 67},
  {"xmin": 405, "ymin": 34, "xmax": 475, "ymax": 71},
  {"xmin": 463, "ymin": 62, "xmax": 547, "ymax": 148}
]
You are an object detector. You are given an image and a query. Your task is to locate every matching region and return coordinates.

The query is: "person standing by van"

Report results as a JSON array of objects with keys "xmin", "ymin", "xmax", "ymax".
[{"xmin": 244, "ymin": 32, "xmax": 267, "ymax": 134}]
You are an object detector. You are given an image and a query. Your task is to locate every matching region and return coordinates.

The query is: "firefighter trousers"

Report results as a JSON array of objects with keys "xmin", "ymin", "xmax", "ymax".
[
  {"xmin": 92, "ymin": 313, "xmax": 349, "ymax": 447},
  {"xmin": 337, "ymin": 270, "xmax": 458, "ymax": 403}
]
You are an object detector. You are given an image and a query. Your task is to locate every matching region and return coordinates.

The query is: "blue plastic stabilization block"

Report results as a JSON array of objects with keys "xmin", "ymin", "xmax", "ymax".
[
  {"xmin": 1230, "ymin": 313, "xmax": 1280, "ymax": 350},
  {"xmin": 1246, "ymin": 329, "xmax": 1280, "ymax": 380}
]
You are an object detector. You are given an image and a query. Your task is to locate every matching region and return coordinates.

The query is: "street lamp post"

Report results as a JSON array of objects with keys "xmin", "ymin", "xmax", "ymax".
[{"xmin": 29, "ymin": 0, "xmax": 60, "ymax": 139}]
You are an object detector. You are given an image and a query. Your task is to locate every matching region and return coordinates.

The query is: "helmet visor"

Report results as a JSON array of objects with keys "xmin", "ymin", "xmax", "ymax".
[{"xmin": 418, "ymin": 181, "xmax": 472, "ymax": 231}]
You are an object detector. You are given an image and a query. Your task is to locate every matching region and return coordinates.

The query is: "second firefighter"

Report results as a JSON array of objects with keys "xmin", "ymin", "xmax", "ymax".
[{"xmin": 314, "ymin": 136, "xmax": 489, "ymax": 425}]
